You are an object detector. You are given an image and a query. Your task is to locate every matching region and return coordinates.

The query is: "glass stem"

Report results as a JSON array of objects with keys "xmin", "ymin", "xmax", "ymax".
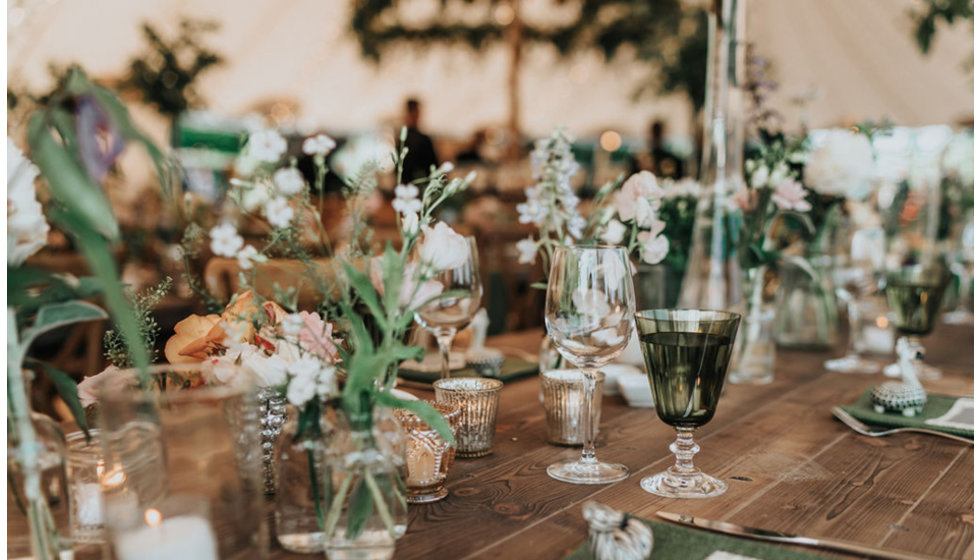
[
  {"xmin": 579, "ymin": 369, "xmax": 599, "ymax": 465},
  {"xmin": 668, "ymin": 427, "xmax": 701, "ymax": 476},
  {"xmin": 435, "ymin": 328, "xmax": 456, "ymax": 380},
  {"xmin": 844, "ymin": 295, "xmax": 861, "ymax": 358}
]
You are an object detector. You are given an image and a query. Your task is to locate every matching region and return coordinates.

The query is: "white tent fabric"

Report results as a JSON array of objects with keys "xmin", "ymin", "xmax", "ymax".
[{"xmin": 7, "ymin": 0, "xmax": 973, "ymax": 144}]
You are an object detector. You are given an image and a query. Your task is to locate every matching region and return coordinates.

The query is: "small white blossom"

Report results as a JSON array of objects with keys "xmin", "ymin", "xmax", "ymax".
[
  {"xmin": 392, "ymin": 184, "xmax": 423, "ymax": 215},
  {"xmin": 210, "ymin": 223, "xmax": 244, "ymax": 257},
  {"xmin": 302, "ymin": 133, "xmax": 337, "ymax": 156},
  {"xmin": 7, "ymin": 138, "xmax": 49, "ymax": 266},
  {"xmin": 281, "ymin": 314, "xmax": 305, "ymax": 336},
  {"xmin": 419, "ymin": 222, "xmax": 470, "ymax": 271},
  {"xmin": 614, "ymin": 171, "xmax": 664, "ymax": 228},
  {"xmin": 273, "ymin": 167, "xmax": 306, "ymax": 196},
  {"xmin": 601, "ymin": 220, "xmax": 628, "ymax": 244},
  {"xmin": 236, "ymin": 245, "xmax": 267, "ymax": 270},
  {"xmin": 286, "ymin": 356, "xmax": 336, "ymax": 405},
  {"xmin": 516, "ymin": 237, "xmax": 538, "ymax": 264},
  {"xmin": 401, "ymin": 211, "xmax": 420, "ymax": 236},
  {"xmin": 771, "ymin": 178, "xmax": 812, "ymax": 212},
  {"xmin": 264, "ymin": 197, "xmax": 295, "ymax": 228},
  {"xmin": 637, "ymin": 231, "xmax": 670, "ymax": 265},
  {"xmin": 437, "ymin": 162, "xmax": 454, "ymax": 174},
  {"xmin": 246, "ymin": 129, "xmax": 287, "ymax": 163}
]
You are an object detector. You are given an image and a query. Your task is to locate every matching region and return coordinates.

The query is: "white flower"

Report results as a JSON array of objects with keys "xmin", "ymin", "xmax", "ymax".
[
  {"xmin": 419, "ymin": 222, "xmax": 470, "ymax": 272},
  {"xmin": 302, "ymin": 133, "xmax": 336, "ymax": 156},
  {"xmin": 803, "ymin": 129, "xmax": 874, "ymax": 200},
  {"xmin": 281, "ymin": 313, "xmax": 305, "ymax": 336},
  {"xmin": 246, "ymin": 129, "xmax": 287, "ymax": 163},
  {"xmin": 615, "ymin": 171, "xmax": 664, "ymax": 228},
  {"xmin": 750, "ymin": 165, "xmax": 770, "ymax": 189},
  {"xmin": 516, "ymin": 237, "xmax": 538, "ymax": 264},
  {"xmin": 236, "ymin": 245, "xmax": 267, "ymax": 270},
  {"xmin": 273, "ymin": 167, "xmax": 306, "ymax": 196},
  {"xmin": 437, "ymin": 162, "xmax": 454, "ymax": 174},
  {"xmin": 264, "ymin": 197, "xmax": 295, "ymax": 228},
  {"xmin": 239, "ymin": 345, "xmax": 288, "ymax": 387},
  {"xmin": 401, "ymin": 211, "xmax": 420, "ymax": 236},
  {"xmin": 238, "ymin": 183, "xmax": 271, "ymax": 212},
  {"xmin": 202, "ymin": 354, "xmax": 246, "ymax": 387},
  {"xmin": 771, "ymin": 178, "xmax": 812, "ymax": 212},
  {"xmin": 637, "ymin": 231, "xmax": 670, "ymax": 265},
  {"xmin": 7, "ymin": 138, "xmax": 49, "ymax": 266},
  {"xmin": 286, "ymin": 356, "xmax": 336, "ymax": 405},
  {"xmin": 392, "ymin": 184, "xmax": 422, "ymax": 215},
  {"xmin": 601, "ymin": 220, "xmax": 628, "ymax": 244},
  {"xmin": 210, "ymin": 223, "xmax": 244, "ymax": 257}
]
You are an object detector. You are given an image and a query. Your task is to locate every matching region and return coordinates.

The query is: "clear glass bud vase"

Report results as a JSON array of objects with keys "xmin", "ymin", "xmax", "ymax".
[
  {"xmin": 274, "ymin": 406, "xmax": 329, "ymax": 553},
  {"xmin": 728, "ymin": 268, "xmax": 775, "ymax": 384},
  {"xmin": 774, "ymin": 257, "xmax": 840, "ymax": 351}
]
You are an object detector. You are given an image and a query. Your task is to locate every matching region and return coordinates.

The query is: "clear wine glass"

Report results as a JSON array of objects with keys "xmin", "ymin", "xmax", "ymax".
[
  {"xmin": 544, "ymin": 245, "xmax": 635, "ymax": 484},
  {"xmin": 415, "ymin": 236, "xmax": 483, "ymax": 379},
  {"xmin": 883, "ymin": 263, "xmax": 953, "ymax": 381},
  {"xmin": 634, "ymin": 309, "xmax": 741, "ymax": 498},
  {"xmin": 825, "ymin": 227, "xmax": 883, "ymax": 374},
  {"xmin": 943, "ymin": 217, "xmax": 973, "ymax": 325}
]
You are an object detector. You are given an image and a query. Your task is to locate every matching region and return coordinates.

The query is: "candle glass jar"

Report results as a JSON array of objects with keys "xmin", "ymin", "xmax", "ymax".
[
  {"xmin": 97, "ymin": 364, "xmax": 268, "ymax": 560},
  {"xmin": 66, "ymin": 429, "xmax": 106, "ymax": 546},
  {"xmin": 432, "ymin": 378, "xmax": 502, "ymax": 457},
  {"xmin": 393, "ymin": 402, "xmax": 460, "ymax": 503}
]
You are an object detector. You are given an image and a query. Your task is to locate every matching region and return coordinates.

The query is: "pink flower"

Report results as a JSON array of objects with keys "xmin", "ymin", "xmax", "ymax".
[
  {"xmin": 614, "ymin": 171, "xmax": 664, "ymax": 228},
  {"xmin": 293, "ymin": 311, "xmax": 341, "ymax": 363},
  {"xmin": 771, "ymin": 178, "xmax": 812, "ymax": 212},
  {"xmin": 369, "ymin": 257, "xmax": 444, "ymax": 310},
  {"xmin": 77, "ymin": 365, "xmax": 132, "ymax": 408}
]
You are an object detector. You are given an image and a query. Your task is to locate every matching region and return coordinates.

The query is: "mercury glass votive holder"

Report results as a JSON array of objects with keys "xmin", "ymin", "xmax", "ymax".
[
  {"xmin": 433, "ymin": 377, "xmax": 503, "ymax": 458},
  {"xmin": 540, "ymin": 369, "xmax": 604, "ymax": 446},
  {"xmin": 394, "ymin": 402, "xmax": 460, "ymax": 504},
  {"xmin": 66, "ymin": 429, "xmax": 107, "ymax": 546}
]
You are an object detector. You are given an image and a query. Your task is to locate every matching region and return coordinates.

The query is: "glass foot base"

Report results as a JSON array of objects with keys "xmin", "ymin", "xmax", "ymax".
[
  {"xmin": 640, "ymin": 471, "xmax": 727, "ymax": 498},
  {"xmin": 406, "ymin": 488, "xmax": 448, "ymax": 503},
  {"xmin": 824, "ymin": 355, "xmax": 879, "ymax": 374},
  {"xmin": 884, "ymin": 362, "xmax": 941, "ymax": 380},
  {"xmin": 547, "ymin": 459, "xmax": 629, "ymax": 485},
  {"xmin": 943, "ymin": 310, "xmax": 973, "ymax": 325}
]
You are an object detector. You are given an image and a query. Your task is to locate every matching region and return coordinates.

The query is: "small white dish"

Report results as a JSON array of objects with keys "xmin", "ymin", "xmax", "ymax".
[
  {"xmin": 617, "ymin": 372, "xmax": 655, "ymax": 408},
  {"xmin": 598, "ymin": 364, "xmax": 644, "ymax": 396}
]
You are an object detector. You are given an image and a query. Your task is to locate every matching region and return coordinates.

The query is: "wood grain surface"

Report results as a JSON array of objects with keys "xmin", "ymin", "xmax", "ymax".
[{"xmin": 8, "ymin": 325, "xmax": 972, "ymax": 559}]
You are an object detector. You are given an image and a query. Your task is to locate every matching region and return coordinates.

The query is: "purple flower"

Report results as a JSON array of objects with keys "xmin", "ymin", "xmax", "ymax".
[{"xmin": 76, "ymin": 96, "xmax": 124, "ymax": 183}]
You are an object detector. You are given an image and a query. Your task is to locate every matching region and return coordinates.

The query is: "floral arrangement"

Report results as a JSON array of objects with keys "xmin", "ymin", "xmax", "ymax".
[{"xmin": 516, "ymin": 127, "xmax": 671, "ymax": 274}]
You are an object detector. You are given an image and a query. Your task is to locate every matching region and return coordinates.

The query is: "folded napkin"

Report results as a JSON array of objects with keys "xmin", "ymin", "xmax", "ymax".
[
  {"xmin": 841, "ymin": 387, "xmax": 974, "ymax": 437},
  {"xmin": 398, "ymin": 357, "xmax": 537, "ymax": 384},
  {"xmin": 566, "ymin": 516, "xmax": 827, "ymax": 560}
]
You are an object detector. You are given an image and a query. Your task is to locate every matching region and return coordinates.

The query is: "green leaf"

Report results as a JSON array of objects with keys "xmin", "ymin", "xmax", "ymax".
[
  {"xmin": 380, "ymin": 244, "xmax": 402, "ymax": 315},
  {"xmin": 345, "ymin": 476, "xmax": 374, "ymax": 540},
  {"xmin": 376, "ymin": 392, "xmax": 455, "ymax": 446},
  {"xmin": 344, "ymin": 263, "xmax": 387, "ymax": 332},
  {"xmin": 27, "ymin": 113, "xmax": 121, "ymax": 240},
  {"xmin": 531, "ymin": 282, "xmax": 548, "ymax": 291},
  {"xmin": 40, "ymin": 363, "xmax": 89, "ymax": 436},
  {"xmin": 19, "ymin": 301, "xmax": 107, "ymax": 352}
]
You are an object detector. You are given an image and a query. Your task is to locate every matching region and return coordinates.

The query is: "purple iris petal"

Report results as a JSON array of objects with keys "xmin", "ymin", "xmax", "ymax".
[{"xmin": 76, "ymin": 96, "xmax": 125, "ymax": 183}]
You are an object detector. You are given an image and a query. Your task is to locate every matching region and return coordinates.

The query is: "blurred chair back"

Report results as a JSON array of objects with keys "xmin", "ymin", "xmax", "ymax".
[{"xmin": 204, "ymin": 257, "xmax": 338, "ymax": 310}]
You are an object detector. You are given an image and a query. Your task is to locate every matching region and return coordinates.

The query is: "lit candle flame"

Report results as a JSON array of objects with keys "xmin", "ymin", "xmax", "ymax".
[
  {"xmin": 101, "ymin": 466, "xmax": 127, "ymax": 489},
  {"xmin": 145, "ymin": 508, "xmax": 163, "ymax": 528}
]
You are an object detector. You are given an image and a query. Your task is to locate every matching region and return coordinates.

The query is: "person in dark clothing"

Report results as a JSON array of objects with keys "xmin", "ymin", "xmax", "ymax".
[
  {"xmin": 650, "ymin": 120, "xmax": 685, "ymax": 180},
  {"xmin": 401, "ymin": 98, "xmax": 439, "ymax": 183}
]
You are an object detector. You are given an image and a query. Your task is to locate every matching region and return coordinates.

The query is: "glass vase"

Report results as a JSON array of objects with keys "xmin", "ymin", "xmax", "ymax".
[
  {"xmin": 774, "ymin": 257, "xmax": 840, "ymax": 351},
  {"xmin": 258, "ymin": 387, "xmax": 288, "ymax": 496},
  {"xmin": 728, "ymin": 268, "xmax": 775, "ymax": 384},
  {"xmin": 679, "ymin": 0, "xmax": 747, "ymax": 310},
  {"xmin": 274, "ymin": 405, "xmax": 329, "ymax": 553},
  {"xmin": 323, "ymin": 408, "xmax": 407, "ymax": 560}
]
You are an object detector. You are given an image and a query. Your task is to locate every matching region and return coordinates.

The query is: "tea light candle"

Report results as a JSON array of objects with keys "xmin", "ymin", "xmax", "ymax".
[
  {"xmin": 405, "ymin": 442, "xmax": 439, "ymax": 485},
  {"xmin": 114, "ymin": 509, "xmax": 218, "ymax": 560}
]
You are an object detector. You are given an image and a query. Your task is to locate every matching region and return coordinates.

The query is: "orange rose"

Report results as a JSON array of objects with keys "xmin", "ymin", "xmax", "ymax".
[{"xmin": 164, "ymin": 314, "xmax": 221, "ymax": 365}]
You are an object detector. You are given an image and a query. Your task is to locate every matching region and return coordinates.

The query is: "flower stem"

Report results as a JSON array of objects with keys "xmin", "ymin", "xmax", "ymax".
[{"xmin": 306, "ymin": 446, "xmax": 324, "ymax": 529}]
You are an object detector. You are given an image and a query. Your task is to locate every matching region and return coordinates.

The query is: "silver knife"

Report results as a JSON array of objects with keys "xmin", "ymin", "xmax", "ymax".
[{"xmin": 655, "ymin": 511, "xmax": 940, "ymax": 560}]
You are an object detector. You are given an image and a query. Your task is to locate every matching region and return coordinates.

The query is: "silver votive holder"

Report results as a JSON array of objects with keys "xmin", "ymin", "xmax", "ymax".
[
  {"xmin": 541, "ymin": 369, "xmax": 604, "ymax": 446},
  {"xmin": 433, "ymin": 377, "xmax": 503, "ymax": 458},
  {"xmin": 66, "ymin": 430, "xmax": 106, "ymax": 546}
]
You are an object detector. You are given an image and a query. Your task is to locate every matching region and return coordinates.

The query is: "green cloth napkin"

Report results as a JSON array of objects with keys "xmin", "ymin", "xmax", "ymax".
[
  {"xmin": 566, "ymin": 517, "xmax": 828, "ymax": 560},
  {"xmin": 398, "ymin": 357, "xmax": 538, "ymax": 384},
  {"xmin": 841, "ymin": 387, "xmax": 974, "ymax": 437}
]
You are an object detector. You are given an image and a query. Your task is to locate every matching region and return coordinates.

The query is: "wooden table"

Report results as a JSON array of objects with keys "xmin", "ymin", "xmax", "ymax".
[{"xmin": 319, "ymin": 324, "xmax": 971, "ymax": 560}]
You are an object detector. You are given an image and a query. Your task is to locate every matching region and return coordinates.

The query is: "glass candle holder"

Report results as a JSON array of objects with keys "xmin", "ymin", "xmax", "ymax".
[
  {"xmin": 433, "ymin": 378, "xmax": 503, "ymax": 458},
  {"xmin": 66, "ymin": 430, "xmax": 106, "ymax": 547},
  {"xmin": 393, "ymin": 402, "xmax": 460, "ymax": 504},
  {"xmin": 540, "ymin": 370, "xmax": 605, "ymax": 446},
  {"xmin": 96, "ymin": 364, "xmax": 268, "ymax": 559}
]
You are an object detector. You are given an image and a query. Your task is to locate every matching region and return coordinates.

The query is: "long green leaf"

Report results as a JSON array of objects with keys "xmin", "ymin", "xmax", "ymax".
[
  {"xmin": 375, "ymin": 392, "xmax": 455, "ymax": 445},
  {"xmin": 344, "ymin": 264, "xmax": 386, "ymax": 332},
  {"xmin": 27, "ymin": 113, "xmax": 120, "ymax": 240},
  {"xmin": 19, "ymin": 301, "xmax": 107, "ymax": 352},
  {"xmin": 39, "ymin": 363, "xmax": 89, "ymax": 436}
]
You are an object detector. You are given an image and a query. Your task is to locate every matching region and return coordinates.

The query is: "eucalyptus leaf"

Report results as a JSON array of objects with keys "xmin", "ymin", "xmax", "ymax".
[
  {"xmin": 40, "ymin": 363, "xmax": 89, "ymax": 436},
  {"xmin": 19, "ymin": 301, "xmax": 107, "ymax": 352}
]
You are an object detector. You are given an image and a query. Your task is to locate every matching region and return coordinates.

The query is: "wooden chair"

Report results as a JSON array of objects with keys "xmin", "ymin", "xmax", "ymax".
[{"xmin": 203, "ymin": 257, "xmax": 340, "ymax": 310}]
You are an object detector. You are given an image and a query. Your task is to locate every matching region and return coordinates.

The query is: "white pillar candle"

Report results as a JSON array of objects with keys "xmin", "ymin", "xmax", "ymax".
[{"xmin": 115, "ymin": 512, "xmax": 219, "ymax": 560}]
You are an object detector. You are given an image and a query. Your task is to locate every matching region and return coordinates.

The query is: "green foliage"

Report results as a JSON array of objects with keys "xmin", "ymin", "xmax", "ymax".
[
  {"xmin": 103, "ymin": 278, "xmax": 172, "ymax": 368},
  {"xmin": 39, "ymin": 363, "xmax": 89, "ymax": 435},
  {"xmin": 910, "ymin": 0, "xmax": 973, "ymax": 54},
  {"xmin": 18, "ymin": 301, "xmax": 108, "ymax": 355},
  {"xmin": 123, "ymin": 18, "xmax": 223, "ymax": 118}
]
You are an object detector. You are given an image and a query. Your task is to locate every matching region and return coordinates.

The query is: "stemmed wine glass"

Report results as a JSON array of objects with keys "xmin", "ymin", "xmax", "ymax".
[
  {"xmin": 634, "ymin": 309, "xmax": 741, "ymax": 498},
  {"xmin": 824, "ymin": 227, "xmax": 883, "ymax": 374},
  {"xmin": 882, "ymin": 263, "xmax": 952, "ymax": 381},
  {"xmin": 943, "ymin": 217, "xmax": 973, "ymax": 325},
  {"xmin": 544, "ymin": 245, "xmax": 635, "ymax": 484},
  {"xmin": 415, "ymin": 236, "xmax": 483, "ymax": 379}
]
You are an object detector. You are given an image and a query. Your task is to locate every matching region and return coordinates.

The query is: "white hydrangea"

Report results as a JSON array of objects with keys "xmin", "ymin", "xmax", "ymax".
[
  {"xmin": 246, "ymin": 129, "xmax": 287, "ymax": 163},
  {"xmin": 804, "ymin": 129, "xmax": 874, "ymax": 200},
  {"xmin": 302, "ymin": 133, "xmax": 337, "ymax": 156},
  {"xmin": 7, "ymin": 138, "xmax": 49, "ymax": 266},
  {"xmin": 209, "ymin": 223, "xmax": 244, "ymax": 257}
]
